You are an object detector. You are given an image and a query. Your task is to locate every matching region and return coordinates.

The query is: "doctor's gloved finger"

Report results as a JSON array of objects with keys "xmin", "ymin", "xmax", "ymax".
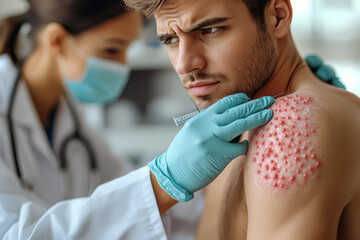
[
  {"xmin": 222, "ymin": 140, "xmax": 249, "ymax": 161},
  {"xmin": 216, "ymin": 109, "xmax": 273, "ymax": 142},
  {"xmin": 331, "ymin": 77, "xmax": 346, "ymax": 89},
  {"xmin": 315, "ymin": 65, "xmax": 335, "ymax": 83},
  {"xmin": 305, "ymin": 55, "xmax": 323, "ymax": 70},
  {"xmin": 217, "ymin": 96, "xmax": 274, "ymax": 126},
  {"xmin": 209, "ymin": 93, "xmax": 249, "ymax": 114}
]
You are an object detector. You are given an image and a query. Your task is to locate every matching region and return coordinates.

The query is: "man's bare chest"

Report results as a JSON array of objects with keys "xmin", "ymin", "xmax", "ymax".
[{"xmin": 220, "ymin": 158, "xmax": 248, "ymax": 240}]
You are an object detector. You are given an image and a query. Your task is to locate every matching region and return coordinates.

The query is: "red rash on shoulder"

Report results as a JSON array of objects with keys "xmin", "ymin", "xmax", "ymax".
[{"xmin": 249, "ymin": 94, "xmax": 322, "ymax": 190}]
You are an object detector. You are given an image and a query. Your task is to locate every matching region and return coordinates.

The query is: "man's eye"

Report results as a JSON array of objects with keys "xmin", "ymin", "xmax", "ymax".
[
  {"xmin": 164, "ymin": 37, "xmax": 179, "ymax": 45},
  {"xmin": 202, "ymin": 27, "xmax": 222, "ymax": 35}
]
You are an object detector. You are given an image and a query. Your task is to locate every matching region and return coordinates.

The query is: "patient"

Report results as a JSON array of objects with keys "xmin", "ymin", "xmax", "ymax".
[{"xmin": 124, "ymin": 0, "xmax": 360, "ymax": 238}]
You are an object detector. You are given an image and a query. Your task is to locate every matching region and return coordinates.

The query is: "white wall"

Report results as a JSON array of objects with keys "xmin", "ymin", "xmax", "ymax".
[
  {"xmin": 0, "ymin": 0, "xmax": 28, "ymax": 19},
  {"xmin": 292, "ymin": 0, "xmax": 360, "ymax": 97}
]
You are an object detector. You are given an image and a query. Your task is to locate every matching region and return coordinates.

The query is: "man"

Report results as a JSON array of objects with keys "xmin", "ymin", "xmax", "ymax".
[{"xmin": 124, "ymin": 0, "xmax": 360, "ymax": 239}]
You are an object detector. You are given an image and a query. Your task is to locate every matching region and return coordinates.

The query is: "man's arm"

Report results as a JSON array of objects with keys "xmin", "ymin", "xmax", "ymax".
[{"xmin": 244, "ymin": 92, "xmax": 354, "ymax": 239}]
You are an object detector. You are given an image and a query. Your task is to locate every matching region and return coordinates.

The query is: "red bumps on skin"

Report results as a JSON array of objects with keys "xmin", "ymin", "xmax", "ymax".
[{"xmin": 248, "ymin": 94, "xmax": 322, "ymax": 190}]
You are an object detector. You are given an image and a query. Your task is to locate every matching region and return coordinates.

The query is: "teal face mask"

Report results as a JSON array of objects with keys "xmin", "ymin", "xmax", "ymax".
[{"xmin": 63, "ymin": 57, "xmax": 130, "ymax": 104}]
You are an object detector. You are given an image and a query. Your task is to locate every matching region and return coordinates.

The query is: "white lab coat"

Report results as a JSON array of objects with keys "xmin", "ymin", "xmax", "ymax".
[{"xmin": 0, "ymin": 54, "xmax": 203, "ymax": 239}]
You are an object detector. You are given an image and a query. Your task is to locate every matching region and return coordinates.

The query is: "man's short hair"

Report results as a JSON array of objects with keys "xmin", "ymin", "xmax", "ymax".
[
  {"xmin": 123, "ymin": 0, "xmax": 270, "ymax": 28},
  {"xmin": 243, "ymin": 0, "xmax": 271, "ymax": 29}
]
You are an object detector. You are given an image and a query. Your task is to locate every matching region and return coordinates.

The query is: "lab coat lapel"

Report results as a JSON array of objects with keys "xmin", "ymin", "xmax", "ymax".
[
  {"xmin": 0, "ymin": 55, "xmax": 18, "ymax": 113},
  {"xmin": 0, "ymin": 54, "xmax": 59, "ymax": 170},
  {"xmin": 12, "ymin": 81, "xmax": 58, "ymax": 169}
]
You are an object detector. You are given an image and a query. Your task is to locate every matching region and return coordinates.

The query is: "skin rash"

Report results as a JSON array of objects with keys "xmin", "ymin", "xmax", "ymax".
[{"xmin": 247, "ymin": 93, "xmax": 323, "ymax": 191}]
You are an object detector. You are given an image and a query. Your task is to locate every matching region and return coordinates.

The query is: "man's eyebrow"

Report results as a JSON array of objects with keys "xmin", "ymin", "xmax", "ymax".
[
  {"xmin": 157, "ymin": 17, "xmax": 232, "ymax": 41},
  {"xmin": 185, "ymin": 17, "xmax": 232, "ymax": 33}
]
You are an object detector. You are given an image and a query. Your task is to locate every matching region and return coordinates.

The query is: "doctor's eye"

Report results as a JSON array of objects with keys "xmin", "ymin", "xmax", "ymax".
[
  {"xmin": 202, "ymin": 27, "xmax": 223, "ymax": 35},
  {"xmin": 104, "ymin": 48, "xmax": 120, "ymax": 55}
]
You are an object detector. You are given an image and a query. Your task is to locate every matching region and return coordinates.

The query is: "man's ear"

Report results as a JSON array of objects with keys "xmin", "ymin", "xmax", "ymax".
[
  {"xmin": 40, "ymin": 23, "xmax": 68, "ymax": 56},
  {"xmin": 265, "ymin": 0, "xmax": 292, "ymax": 39}
]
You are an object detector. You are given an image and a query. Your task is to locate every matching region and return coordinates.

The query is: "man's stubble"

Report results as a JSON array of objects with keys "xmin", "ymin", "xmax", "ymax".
[{"xmin": 184, "ymin": 29, "xmax": 277, "ymax": 110}]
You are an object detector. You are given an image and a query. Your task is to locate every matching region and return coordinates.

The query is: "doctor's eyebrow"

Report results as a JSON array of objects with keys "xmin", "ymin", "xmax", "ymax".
[
  {"xmin": 157, "ymin": 17, "xmax": 232, "ymax": 41},
  {"xmin": 106, "ymin": 38, "xmax": 128, "ymax": 46}
]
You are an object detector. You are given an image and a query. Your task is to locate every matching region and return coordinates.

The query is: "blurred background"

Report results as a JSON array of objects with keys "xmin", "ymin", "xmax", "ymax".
[{"xmin": 1, "ymin": 0, "xmax": 359, "ymax": 169}]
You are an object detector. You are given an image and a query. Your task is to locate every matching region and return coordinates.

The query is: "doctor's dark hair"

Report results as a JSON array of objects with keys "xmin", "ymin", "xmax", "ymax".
[
  {"xmin": 0, "ymin": 0, "xmax": 129, "ymax": 66},
  {"xmin": 123, "ymin": 0, "xmax": 270, "ymax": 27}
]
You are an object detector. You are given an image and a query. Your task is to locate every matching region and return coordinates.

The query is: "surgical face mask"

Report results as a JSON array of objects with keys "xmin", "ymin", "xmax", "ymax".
[{"xmin": 62, "ymin": 37, "xmax": 130, "ymax": 104}]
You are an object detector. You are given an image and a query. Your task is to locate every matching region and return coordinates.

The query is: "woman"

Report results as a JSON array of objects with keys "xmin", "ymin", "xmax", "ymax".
[{"xmin": 0, "ymin": 0, "xmax": 279, "ymax": 239}]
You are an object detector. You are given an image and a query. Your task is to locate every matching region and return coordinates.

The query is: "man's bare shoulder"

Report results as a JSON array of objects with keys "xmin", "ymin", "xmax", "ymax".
[
  {"xmin": 247, "ymin": 92, "xmax": 326, "ymax": 192},
  {"xmin": 247, "ymin": 88, "xmax": 360, "ymax": 192},
  {"xmin": 242, "ymin": 90, "xmax": 360, "ymax": 239},
  {"xmin": 303, "ymin": 85, "xmax": 360, "ymax": 122},
  {"xmin": 301, "ymin": 87, "xmax": 360, "ymax": 174}
]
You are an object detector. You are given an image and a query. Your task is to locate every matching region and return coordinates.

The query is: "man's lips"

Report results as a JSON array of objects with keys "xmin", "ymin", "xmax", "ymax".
[{"xmin": 187, "ymin": 81, "xmax": 220, "ymax": 96}]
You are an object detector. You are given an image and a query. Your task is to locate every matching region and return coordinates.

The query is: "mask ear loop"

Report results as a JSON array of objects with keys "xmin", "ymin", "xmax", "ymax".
[
  {"xmin": 66, "ymin": 34, "xmax": 87, "ymax": 59},
  {"xmin": 57, "ymin": 34, "xmax": 88, "ymax": 82}
]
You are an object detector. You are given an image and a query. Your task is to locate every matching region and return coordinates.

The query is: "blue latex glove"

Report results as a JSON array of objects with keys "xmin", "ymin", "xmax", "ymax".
[
  {"xmin": 149, "ymin": 93, "xmax": 275, "ymax": 202},
  {"xmin": 305, "ymin": 55, "xmax": 346, "ymax": 89}
]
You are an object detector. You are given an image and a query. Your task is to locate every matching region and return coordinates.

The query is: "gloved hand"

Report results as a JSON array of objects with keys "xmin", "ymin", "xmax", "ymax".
[
  {"xmin": 305, "ymin": 54, "xmax": 346, "ymax": 89},
  {"xmin": 149, "ymin": 93, "xmax": 275, "ymax": 202}
]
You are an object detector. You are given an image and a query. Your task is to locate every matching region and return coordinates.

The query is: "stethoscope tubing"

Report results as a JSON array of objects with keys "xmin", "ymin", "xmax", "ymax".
[
  {"xmin": 7, "ymin": 70, "xmax": 98, "ymax": 192},
  {"xmin": 7, "ymin": 71, "xmax": 25, "ymax": 187},
  {"xmin": 61, "ymin": 96, "xmax": 97, "ymax": 170}
]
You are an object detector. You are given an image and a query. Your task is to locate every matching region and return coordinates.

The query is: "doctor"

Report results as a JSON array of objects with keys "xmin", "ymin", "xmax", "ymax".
[{"xmin": 0, "ymin": 0, "xmax": 279, "ymax": 239}]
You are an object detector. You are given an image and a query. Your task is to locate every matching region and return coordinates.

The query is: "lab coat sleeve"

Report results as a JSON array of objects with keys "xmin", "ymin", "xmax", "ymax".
[{"xmin": 0, "ymin": 163, "xmax": 170, "ymax": 240}]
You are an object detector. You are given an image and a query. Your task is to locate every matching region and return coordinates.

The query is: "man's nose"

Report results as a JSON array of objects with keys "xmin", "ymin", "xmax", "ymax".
[{"xmin": 175, "ymin": 38, "xmax": 206, "ymax": 75}]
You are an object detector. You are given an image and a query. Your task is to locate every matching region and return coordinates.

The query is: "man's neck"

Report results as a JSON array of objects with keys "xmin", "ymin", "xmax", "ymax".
[{"xmin": 253, "ymin": 36, "xmax": 306, "ymax": 99}]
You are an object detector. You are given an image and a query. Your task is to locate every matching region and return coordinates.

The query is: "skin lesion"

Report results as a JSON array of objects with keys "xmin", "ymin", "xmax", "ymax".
[{"xmin": 247, "ymin": 93, "xmax": 323, "ymax": 191}]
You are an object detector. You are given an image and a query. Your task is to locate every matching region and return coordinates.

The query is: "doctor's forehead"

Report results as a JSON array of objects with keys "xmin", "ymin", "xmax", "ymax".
[{"xmin": 154, "ymin": 0, "xmax": 243, "ymax": 33}]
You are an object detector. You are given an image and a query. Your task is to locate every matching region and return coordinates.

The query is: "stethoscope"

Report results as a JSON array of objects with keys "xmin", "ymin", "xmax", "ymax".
[{"xmin": 7, "ymin": 69, "xmax": 99, "ymax": 196}]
